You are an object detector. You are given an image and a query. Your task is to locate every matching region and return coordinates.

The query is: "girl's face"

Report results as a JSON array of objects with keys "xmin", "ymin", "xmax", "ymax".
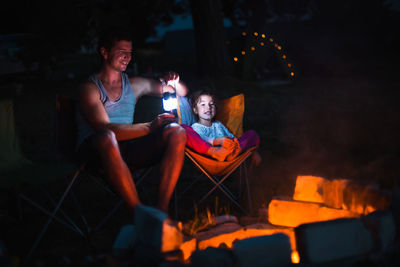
[{"xmin": 193, "ymin": 94, "xmax": 216, "ymax": 126}]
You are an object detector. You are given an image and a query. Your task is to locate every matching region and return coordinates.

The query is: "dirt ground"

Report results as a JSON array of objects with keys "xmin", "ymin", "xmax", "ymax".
[{"xmin": 1, "ymin": 50, "xmax": 400, "ymax": 266}]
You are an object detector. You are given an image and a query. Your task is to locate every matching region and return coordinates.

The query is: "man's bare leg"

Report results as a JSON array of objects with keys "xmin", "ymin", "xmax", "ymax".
[
  {"xmin": 93, "ymin": 130, "xmax": 140, "ymax": 210},
  {"xmin": 157, "ymin": 123, "xmax": 187, "ymax": 213}
]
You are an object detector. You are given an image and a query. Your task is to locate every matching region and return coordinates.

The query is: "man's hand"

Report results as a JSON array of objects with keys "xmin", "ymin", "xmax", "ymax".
[
  {"xmin": 149, "ymin": 113, "xmax": 176, "ymax": 132},
  {"xmin": 163, "ymin": 71, "xmax": 180, "ymax": 84},
  {"xmin": 159, "ymin": 71, "xmax": 188, "ymax": 97}
]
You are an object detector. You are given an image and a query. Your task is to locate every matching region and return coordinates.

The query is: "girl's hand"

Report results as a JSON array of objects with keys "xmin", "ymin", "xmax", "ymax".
[{"xmin": 214, "ymin": 137, "xmax": 236, "ymax": 149}]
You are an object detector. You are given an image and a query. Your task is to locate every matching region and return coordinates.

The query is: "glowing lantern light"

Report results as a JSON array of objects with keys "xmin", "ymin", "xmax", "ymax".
[
  {"xmin": 269, "ymin": 38, "xmax": 274, "ymax": 42},
  {"xmin": 282, "ymin": 55, "xmax": 286, "ymax": 59},
  {"xmin": 162, "ymin": 92, "xmax": 178, "ymax": 114},
  {"xmin": 241, "ymin": 51, "xmax": 246, "ymax": 55},
  {"xmin": 277, "ymin": 46, "xmax": 282, "ymax": 50},
  {"xmin": 288, "ymin": 63, "xmax": 292, "ymax": 68},
  {"xmin": 250, "ymin": 46, "xmax": 255, "ymax": 51},
  {"xmin": 291, "ymin": 251, "xmax": 300, "ymax": 264},
  {"xmin": 233, "ymin": 57, "xmax": 238, "ymax": 62},
  {"xmin": 254, "ymin": 32, "xmax": 258, "ymax": 36},
  {"xmin": 242, "ymin": 32, "xmax": 247, "ymax": 36},
  {"xmin": 274, "ymin": 43, "xmax": 278, "ymax": 48},
  {"xmin": 260, "ymin": 42, "xmax": 265, "ymax": 46},
  {"xmin": 290, "ymin": 72, "xmax": 294, "ymax": 76},
  {"xmin": 261, "ymin": 33, "xmax": 266, "ymax": 38}
]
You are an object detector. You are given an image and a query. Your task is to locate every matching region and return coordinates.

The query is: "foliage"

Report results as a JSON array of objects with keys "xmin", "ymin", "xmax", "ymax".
[{"xmin": 5, "ymin": 0, "xmax": 189, "ymax": 80}]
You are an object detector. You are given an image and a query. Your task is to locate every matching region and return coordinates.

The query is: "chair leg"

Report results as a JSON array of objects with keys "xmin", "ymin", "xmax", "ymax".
[
  {"xmin": 40, "ymin": 187, "xmax": 86, "ymax": 236},
  {"xmin": 23, "ymin": 167, "xmax": 82, "ymax": 264},
  {"xmin": 70, "ymin": 189, "xmax": 91, "ymax": 236},
  {"xmin": 243, "ymin": 162, "xmax": 253, "ymax": 215},
  {"xmin": 93, "ymin": 199, "xmax": 124, "ymax": 233},
  {"xmin": 197, "ymin": 180, "xmax": 248, "ymax": 215}
]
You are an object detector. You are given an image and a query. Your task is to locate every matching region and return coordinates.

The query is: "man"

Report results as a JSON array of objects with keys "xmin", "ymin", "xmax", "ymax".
[{"xmin": 76, "ymin": 29, "xmax": 187, "ymax": 214}]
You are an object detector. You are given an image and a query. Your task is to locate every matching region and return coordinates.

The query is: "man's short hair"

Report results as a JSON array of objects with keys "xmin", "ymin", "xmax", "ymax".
[{"xmin": 97, "ymin": 27, "xmax": 133, "ymax": 53}]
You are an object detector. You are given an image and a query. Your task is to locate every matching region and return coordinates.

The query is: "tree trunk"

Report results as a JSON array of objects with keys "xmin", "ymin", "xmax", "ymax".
[{"xmin": 190, "ymin": 0, "xmax": 232, "ymax": 78}]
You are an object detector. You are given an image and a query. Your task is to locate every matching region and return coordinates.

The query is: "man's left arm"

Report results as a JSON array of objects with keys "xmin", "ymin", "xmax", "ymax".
[{"xmin": 130, "ymin": 74, "xmax": 188, "ymax": 100}]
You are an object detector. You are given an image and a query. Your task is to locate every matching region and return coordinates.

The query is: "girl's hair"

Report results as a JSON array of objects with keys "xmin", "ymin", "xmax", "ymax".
[
  {"xmin": 190, "ymin": 88, "xmax": 219, "ymax": 110},
  {"xmin": 190, "ymin": 88, "xmax": 219, "ymax": 120}
]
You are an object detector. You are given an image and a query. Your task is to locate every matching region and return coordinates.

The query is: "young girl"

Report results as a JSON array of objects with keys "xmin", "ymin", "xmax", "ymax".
[{"xmin": 182, "ymin": 89, "xmax": 261, "ymax": 164}]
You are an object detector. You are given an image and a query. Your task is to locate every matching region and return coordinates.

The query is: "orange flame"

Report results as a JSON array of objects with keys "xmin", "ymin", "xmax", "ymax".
[{"xmin": 291, "ymin": 250, "xmax": 300, "ymax": 264}]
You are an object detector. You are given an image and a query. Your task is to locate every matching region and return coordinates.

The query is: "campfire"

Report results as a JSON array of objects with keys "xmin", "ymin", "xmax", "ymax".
[
  {"xmin": 176, "ymin": 175, "xmax": 394, "ymax": 264},
  {"xmin": 113, "ymin": 175, "xmax": 395, "ymax": 266}
]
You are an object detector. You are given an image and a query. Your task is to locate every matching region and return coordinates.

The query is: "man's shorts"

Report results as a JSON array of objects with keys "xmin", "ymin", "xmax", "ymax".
[{"xmin": 77, "ymin": 129, "xmax": 166, "ymax": 171}]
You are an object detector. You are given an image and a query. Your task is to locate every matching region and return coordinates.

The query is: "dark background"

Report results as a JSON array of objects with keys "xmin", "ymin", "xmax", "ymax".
[{"xmin": 1, "ymin": 0, "xmax": 400, "ymax": 265}]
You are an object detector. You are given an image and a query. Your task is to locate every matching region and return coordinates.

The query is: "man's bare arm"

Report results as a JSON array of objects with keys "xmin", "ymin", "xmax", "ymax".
[
  {"xmin": 130, "ymin": 76, "xmax": 188, "ymax": 100},
  {"xmin": 78, "ymin": 81, "xmax": 151, "ymax": 141}
]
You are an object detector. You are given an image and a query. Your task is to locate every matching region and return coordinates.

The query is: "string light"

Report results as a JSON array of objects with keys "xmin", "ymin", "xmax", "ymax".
[{"xmin": 233, "ymin": 31, "xmax": 295, "ymax": 79}]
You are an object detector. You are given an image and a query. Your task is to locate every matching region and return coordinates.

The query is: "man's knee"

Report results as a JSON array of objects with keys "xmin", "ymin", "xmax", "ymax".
[
  {"xmin": 92, "ymin": 129, "xmax": 118, "ymax": 152},
  {"xmin": 163, "ymin": 123, "xmax": 187, "ymax": 145}
]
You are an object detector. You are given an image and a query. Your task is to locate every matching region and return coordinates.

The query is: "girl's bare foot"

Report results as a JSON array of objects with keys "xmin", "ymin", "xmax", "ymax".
[
  {"xmin": 251, "ymin": 151, "xmax": 262, "ymax": 166},
  {"xmin": 207, "ymin": 146, "xmax": 232, "ymax": 161}
]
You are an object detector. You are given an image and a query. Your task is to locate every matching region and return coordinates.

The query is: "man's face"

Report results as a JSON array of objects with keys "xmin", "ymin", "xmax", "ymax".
[{"xmin": 102, "ymin": 40, "xmax": 132, "ymax": 72}]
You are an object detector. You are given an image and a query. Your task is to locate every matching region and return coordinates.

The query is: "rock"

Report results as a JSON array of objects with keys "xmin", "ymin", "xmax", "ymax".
[
  {"xmin": 112, "ymin": 224, "xmax": 136, "ymax": 250},
  {"xmin": 295, "ymin": 218, "xmax": 374, "ymax": 263},
  {"xmin": 134, "ymin": 204, "xmax": 183, "ymax": 261},
  {"xmin": 362, "ymin": 209, "xmax": 397, "ymax": 251},
  {"xmin": 179, "ymin": 237, "xmax": 197, "ymax": 262},
  {"xmin": 195, "ymin": 222, "xmax": 242, "ymax": 244},
  {"xmin": 197, "ymin": 223, "xmax": 295, "ymax": 251},
  {"xmin": 268, "ymin": 197, "xmax": 359, "ymax": 227},
  {"xmin": 233, "ymin": 233, "xmax": 292, "ymax": 267},
  {"xmin": 191, "ymin": 247, "xmax": 234, "ymax": 267},
  {"xmin": 212, "ymin": 215, "xmax": 238, "ymax": 225}
]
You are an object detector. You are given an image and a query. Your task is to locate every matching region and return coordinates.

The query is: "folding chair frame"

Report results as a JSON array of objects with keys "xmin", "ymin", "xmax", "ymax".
[
  {"xmin": 178, "ymin": 146, "xmax": 257, "ymax": 216},
  {"xmin": 20, "ymin": 162, "xmax": 152, "ymax": 263},
  {"xmin": 19, "ymin": 94, "xmax": 154, "ymax": 263}
]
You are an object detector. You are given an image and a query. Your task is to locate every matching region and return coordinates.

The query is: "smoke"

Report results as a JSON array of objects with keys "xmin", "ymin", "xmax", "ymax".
[{"xmin": 248, "ymin": 76, "xmax": 400, "ymax": 211}]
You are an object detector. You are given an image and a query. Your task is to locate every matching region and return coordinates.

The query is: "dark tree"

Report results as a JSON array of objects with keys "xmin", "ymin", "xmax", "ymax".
[
  {"xmin": 7, "ymin": 0, "xmax": 187, "ymax": 80},
  {"xmin": 189, "ymin": 0, "xmax": 233, "ymax": 78}
]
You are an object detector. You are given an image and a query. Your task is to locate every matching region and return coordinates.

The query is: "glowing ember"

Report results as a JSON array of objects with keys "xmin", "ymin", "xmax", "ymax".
[{"xmin": 197, "ymin": 226, "xmax": 296, "ymax": 252}]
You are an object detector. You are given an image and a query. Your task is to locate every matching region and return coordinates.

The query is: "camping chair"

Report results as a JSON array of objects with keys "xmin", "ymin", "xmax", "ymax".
[
  {"xmin": 10, "ymin": 95, "xmax": 152, "ymax": 263},
  {"xmin": 176, "ymin": 93, "xmax": 256, "ymax": 216}
]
